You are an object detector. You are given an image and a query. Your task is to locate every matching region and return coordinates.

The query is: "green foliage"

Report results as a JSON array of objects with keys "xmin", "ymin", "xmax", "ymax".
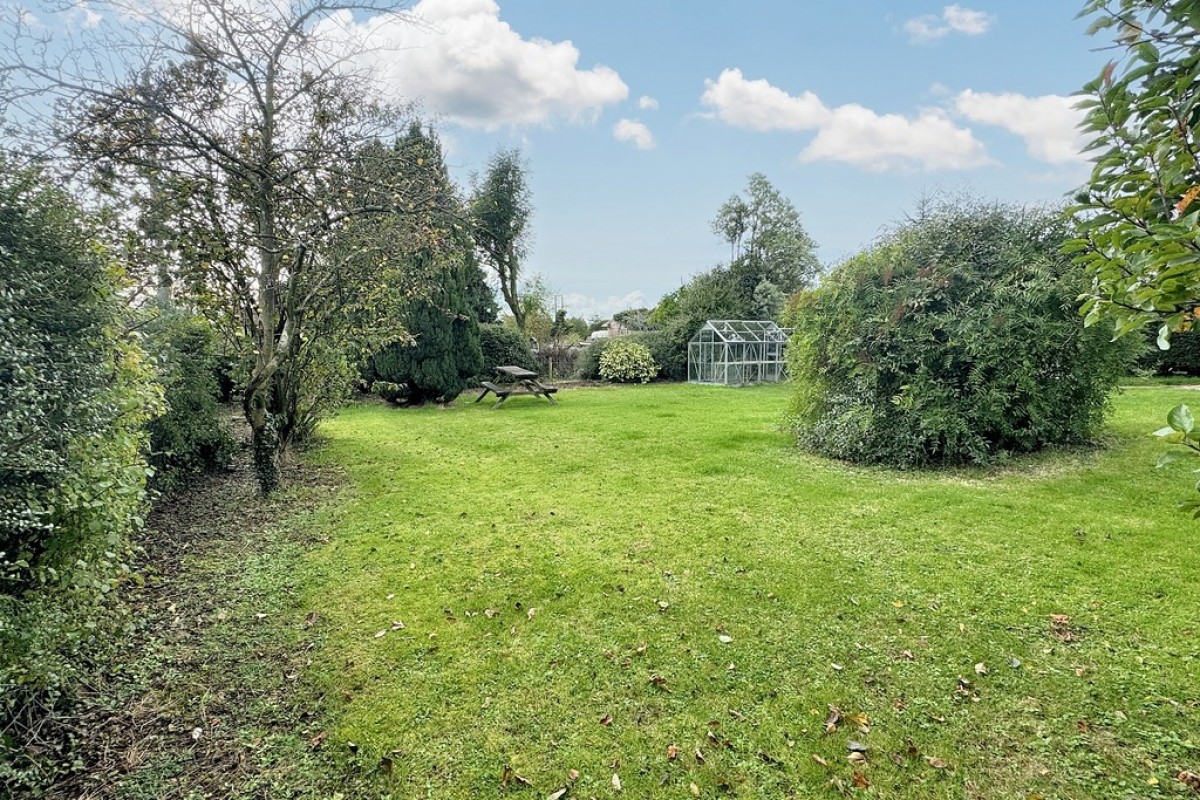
[
  {"xmin": 477, "ymin": 323, "xmax": 536, "ymax": 378},
  {"xmin": 599, "ymin": 339, "xmax": 658, "ymax": 384},
  {"xmin": 788, "ymin": 199, "xmax": 1133, "ymax": 468},
  {"xmin": 1072, "ymin": 1, "xmax": 1200, "ymax": 513},
  {"xmin": 575, "ymin": 338, "xmax": 610, "ymax": 380},
  {"xmin": 472, "ymin": 149, "xmax": 532, "ymax": 330},
  {"xmin": 1071, "ymin": 1, "xmax": 1200, "ymax": 343},
  {"xmin": 0, "ymin": 163, "xmax": 158, "ymax": 791},
  {"xmin": 1152, "ymin": 403, "xmax": 1200, "ymax": 515},
  {"xmin": 369, "ymin": 254, "xmax": 484, "ymax": 405},
  {"xmin": 713, "ymin": 173, "xmax": 820, "ymax": 314},
  {"xmin": 145, "ymin": 312, "xmax": 234, "ymax": 490}
]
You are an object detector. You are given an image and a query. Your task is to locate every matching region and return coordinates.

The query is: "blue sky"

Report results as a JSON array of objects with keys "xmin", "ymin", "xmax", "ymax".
[
  {"xmin": 350, "ymin": 0, "xmax": 1106, "ymax": 319},
  {"xmin": 20, "ymin": 0, "xmax": 1109, "ymax": 320}
]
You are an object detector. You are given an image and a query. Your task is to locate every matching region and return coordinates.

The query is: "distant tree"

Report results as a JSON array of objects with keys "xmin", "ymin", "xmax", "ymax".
[
  {"xmin": 472, "ymin": 149, "xmax": 533, "ymax": 330},
  {"xmin": 613, "ymin": 307, "xmax": 655, "ymax": 331},
  {"xmin": 712, "ymin": 173, "xmax": 820, "ymax": 311},
  {"xmin": 0, "ymin": 0, "xmax": 423, "ymax": 493}
]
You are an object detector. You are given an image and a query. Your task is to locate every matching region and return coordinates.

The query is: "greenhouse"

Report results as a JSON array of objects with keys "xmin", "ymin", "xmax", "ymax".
[{"xmin": 687, "ymin": 320, "xmax": 789, "ymax": 386}]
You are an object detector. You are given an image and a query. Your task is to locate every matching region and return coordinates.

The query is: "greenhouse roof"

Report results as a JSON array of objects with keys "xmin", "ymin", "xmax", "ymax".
[{"xmin": 690, "ymin": 320, "xmax": 788, "ymax": 343}]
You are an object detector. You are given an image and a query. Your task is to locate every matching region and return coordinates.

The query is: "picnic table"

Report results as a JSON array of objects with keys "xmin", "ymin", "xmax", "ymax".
[{"xmin": 475, "ymin": 365, "xmax": 559, "ymax": 408}]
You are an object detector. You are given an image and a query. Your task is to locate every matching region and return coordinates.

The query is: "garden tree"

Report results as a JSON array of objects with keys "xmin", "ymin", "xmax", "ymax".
[
  {"xmin": 789, "ymin": 199, "xmax": 1134, "ymax": 468},
  {"xmin": 472, "ymin": 148, "xmax": 533, "ymax": 330},
  {"xmin": 0, "ymin": 0, "xmax": 425, "ymax": 493},
  {"xmin": 363, "ymin": 125, "xmax": 484, "ymax": 405},
  {"xmin": 1071, "ymin": 1, "xmax": 1200, "ymax": 508},
  {"xmin": 711, "ymin": 173, "xmax": 820, "ymax": 313}
]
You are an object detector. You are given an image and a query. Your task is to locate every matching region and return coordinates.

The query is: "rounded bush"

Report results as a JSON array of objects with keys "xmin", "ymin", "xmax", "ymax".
[
  {"xmin": 787, "ymin": 200, "xmax": 1135, "ymax": 468},
  {"xmin": 599, "ymin": 339, "xmax": 658, "ymax": 384}
]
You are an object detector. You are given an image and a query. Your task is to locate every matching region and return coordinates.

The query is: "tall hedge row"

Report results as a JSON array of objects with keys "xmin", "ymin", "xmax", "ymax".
[
  {"xmin": 787, "ymin": 201, "xmax": 1134, "ymax": 468},
  {"xmin": 0, "ymin": 165, "xmax": 160, "ymax": 790}
]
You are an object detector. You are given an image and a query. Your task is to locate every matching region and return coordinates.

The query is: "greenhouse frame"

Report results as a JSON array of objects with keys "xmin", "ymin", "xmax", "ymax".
[{"xmin": 687, "ymin": 320, "xmax": 789, "ymax": 386}]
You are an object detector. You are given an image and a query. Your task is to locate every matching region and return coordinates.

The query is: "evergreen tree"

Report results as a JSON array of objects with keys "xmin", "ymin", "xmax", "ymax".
[{"xmin": 368, "ymin": 125, "xmax": 484, "ymax": 404}]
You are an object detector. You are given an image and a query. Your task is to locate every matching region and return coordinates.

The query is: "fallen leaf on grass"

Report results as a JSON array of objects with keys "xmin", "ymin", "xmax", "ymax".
[
  {"xmin": 975, "ymin": 662, "xmax": 988, "ymax": 676},
  {"xmin": 689, "ymin": 783, "xmax": 700, "ymax": 797},
  {"xmin": 847, "ymin": 740, "xmax": 868, "ymax": 754},
  {"xmin": 527, "ymin": 607, "xmax": 537, "ymax": 620},
  {"xmin": 657, "ymin": 600, "xmax": 670, "ymax": 611},
  {"xmin": 892, "ymin": 600, "xmax": 905, "ymax": 608},
  {"xmin": 308, "ymin": 731, "xmax": 327, "ymax": 750},
  {"xmin": 373, "ymin": 630, "xmax": 388, "ymax": 638},
  {"xmin": 546, "ymin": 789, "xmax": 567, "ymax": 800},
  {"xmin": 694, "ymin": 748, "xmax": 706, "ymax": 764},
  {"xmin": 1178, "ymin": 770, "xmax": 1200, "ymax": 791},
  {"xmin": 649, "ymin": 675, "xmax": 671, "ymax": 692},
  {"xmin": 568, "ymin": 769, "xmax": 580, "ymax": 781},
  {"xmin": 1050, "ymin": 613, "xmax": 1078, "ymax": 642},
  {"xmin": 830, "ymin": 663, "xmax": 844, "ymax": 671},
  {"xmin": 667, "ymin": 744, "xmax": 679, "ymax": 760},
  {"xmin": 599, "ymin": 714, "xmax": 613, "ymax": 726},
  {"xmin": 812, "ymin": 754, "xmax": 829, "ymax": 767},
  {"xmin": 500, "ymin": 764, "xmax": 532, "ymax": 787},
  {"xmin": 727, "ymin": 709, "xmax": 746, "ymax": 721},
  {"xmin": 926, "ymin": 756, "xmax": 949, "ymax": 769},
  {"xmin": 390, "ymin": 620, "xmax": 405, "ymax": 630},
  {"xmin": 484, "ymin": 608, "xmax": 497, "ymax": 618},
  {"xmin": 824, "ymin": 705, "xmax": 842, "ymax": 733},
  {"xmin": 718, "ymin": 634, "xmax": 733, "ymax": 644},
  {"xmin": 848, "ymin": 752, "xmax": 867, "ymax": 765},
  {"xmin": 612, "ymin": 773, "xmax": 622, "ymax": 791},
  {"xmin": 852, "ymin": 772, "xmax": 870, "ymax": 789}
]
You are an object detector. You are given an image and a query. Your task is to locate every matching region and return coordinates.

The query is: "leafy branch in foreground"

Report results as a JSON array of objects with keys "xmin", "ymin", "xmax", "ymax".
[{"xmin": 1153, "ymin": 403, "xmax": 1200, "ymax": 516}]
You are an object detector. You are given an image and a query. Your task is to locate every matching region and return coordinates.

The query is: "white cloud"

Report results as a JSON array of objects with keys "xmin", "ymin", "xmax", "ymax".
[
  {"xmin": 562, "ymin": 290, "xmax": 646, "ymax": 320},
  {"xmin": 700, "ymin": 68, "xmax": 989, "ymax": 172},
  {"xmin": 904, "ymin": 5, "xmax": 994, "ymax": 43},
  {"xmin": 954, "ymin": 90, "xmax": 1085, "ymax": 163},
  {"xmin": 803, "ymin": 105, "xmax": 990, "ymax": 171},
  {"xmin": 700, "ymin": 68, "xmax": 829, "ymax": 132},
  {"xmin": 316, "ymin": 0, "xmax": 628, "ymax": 130},
  {"xmin": 638, "ymin": 95, "xmax": 659, "ymax": 110},
  {"xmin": 613, "ymin": 118, "xmax": 655, "ymax": 150}
]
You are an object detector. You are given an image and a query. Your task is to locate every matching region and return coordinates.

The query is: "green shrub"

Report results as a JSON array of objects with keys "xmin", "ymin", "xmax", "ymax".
[
  {"xmin": 787, "ymin": 200, "xmax": 1134, "ymax": 468},
  {"xmin": 145, "ymin": 312, "xmax": 235, "ymax": 490},
  {"xmin": 599, "ymin": 339, "xmax": 658, "ymax": 383},
  {"xmin": 477, "ymin": 323, "xmax": 536, "ymax": 379},
  {"xmin": 0, "ymin": 163, "xmax": 159, "ymax": 791},
  {"xmin": 368, "ymin": 254, "xmax": 484, "ymax": 405},
  {"xmin": 575, "ymin": 337, "xmax": 611, "ymax": 380}
]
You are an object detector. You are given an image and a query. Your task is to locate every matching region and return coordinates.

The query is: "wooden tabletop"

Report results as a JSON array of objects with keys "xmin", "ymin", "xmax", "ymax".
[{"xmin": 496, "ymin": 365, "xmax": 538, "ymax": 380}]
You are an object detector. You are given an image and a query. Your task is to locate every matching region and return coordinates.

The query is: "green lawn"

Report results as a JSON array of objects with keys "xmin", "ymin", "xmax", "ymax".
[{"xmin": 298, "ymin": 383, "xmax": 1200, "ymax": 798}]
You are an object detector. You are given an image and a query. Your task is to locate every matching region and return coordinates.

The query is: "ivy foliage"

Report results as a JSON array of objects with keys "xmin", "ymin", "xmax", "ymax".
[
  {"xmin": 788, "ymin": 200, "xmax": 1134, "ymax": 468},
  {"xmin": 0, "ymin": 162, "xmax": 159, "ymax": 791}
]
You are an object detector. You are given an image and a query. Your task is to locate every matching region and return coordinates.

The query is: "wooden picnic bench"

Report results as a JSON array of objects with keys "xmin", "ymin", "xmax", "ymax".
[{"xmin": 475, "ymin": 366, "xmax": 558, "ymax": 408}]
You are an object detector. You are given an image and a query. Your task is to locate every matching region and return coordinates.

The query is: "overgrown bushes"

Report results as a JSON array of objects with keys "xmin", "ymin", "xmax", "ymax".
[
  {"xmin": 788, "ymin": 200, "xmax": 1134, "ymax": 468},
  {"xmin": 0, "ymin": 164, "xmax": 159, "ymax": 791}
]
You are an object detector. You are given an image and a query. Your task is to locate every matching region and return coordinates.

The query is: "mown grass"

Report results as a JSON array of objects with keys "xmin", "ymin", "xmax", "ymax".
[{"xmin": 298, "ymin": 383, "xmax": 1200, "ymax": 799}]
